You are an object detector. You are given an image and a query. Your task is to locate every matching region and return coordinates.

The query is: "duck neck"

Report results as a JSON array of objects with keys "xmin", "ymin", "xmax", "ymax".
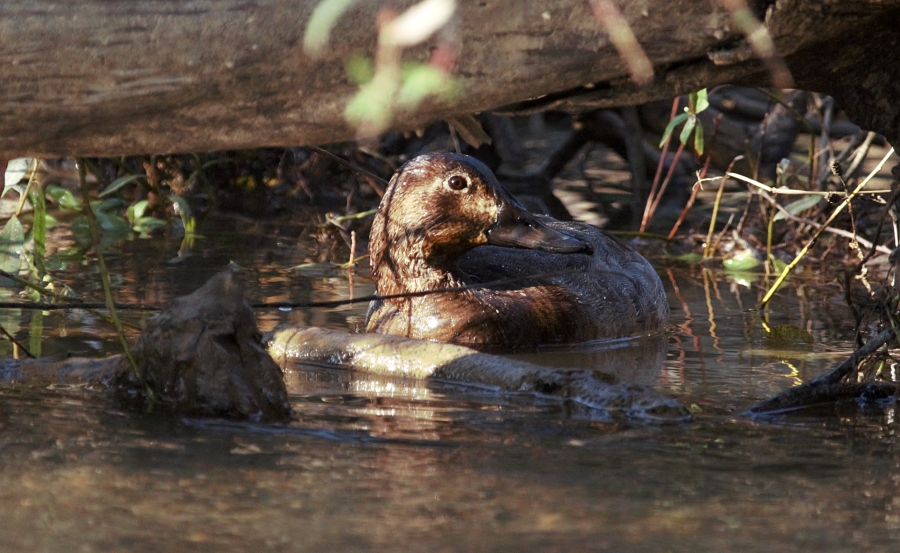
[{"xmin": 372, "ymin": 237, "xmax": 461, "ymax": 297}]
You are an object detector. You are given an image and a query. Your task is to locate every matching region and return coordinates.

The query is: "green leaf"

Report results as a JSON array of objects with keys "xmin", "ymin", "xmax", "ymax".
[
  {"xmin": 46, "ymin": 247, "xmax": 85, "ymax": 267},
  {"xmin": 671, "ymin": 252, "xmax": 703, "ymax": 264},
  {"xmin": 169, "ymin": 194, "xmax": 192, "ymax": 223},
  {"xmin": 200, "ymin": 158, "xmax": 237, "ymax": 171},
  {"xmin": 90, "ymin": 198, "xmax": 126, "ymax": 213},
  {"xmin": 99, "ymin": 173, "xmax": 145, "ymax": 198},
  {"xmin": 773, "ymin": 195, "xmax": 822, "ymax": 221},
  {"xmin": 693, "ymin": 88, "xmax": 709, "ymax": 113},
  {"xmin": 726, "ymin": 271, "xmax": 759, "ymax": 289},
  {"xmin": 46, "ymin": 185, "xmax": 82, "ymax": 210},
  {"xmin": 28, "ymin": 308, "xmax": 43, "ymax": 357},
  {"xmin": 4, "ymin": 158, "xmax": 32, "ymax": 190},
  {"xmin": 69, "ymin": 215, "xmax": 91, "ymax": 243},
  {"xmin": 693, "ymin": 122, "xmax": 705, "ymax": 156},
  {"xmin": 303, "ymin": 0, "xmax": 361, "ymax": 56},
  {"xmin": 133, "ymin": 216, "xmax": 167, "ymax": 235},
  {"xmin": 688, "ymin": 90, "xmax": 699, "ymax": 111},
  {"xmin": 344, "ymin": 80, "xmax": 394, "ymax": 132},
  {"xmin": 769, "ymin": 255, "xmax": 789, "ymax": 275},
  {"xmin": 659, "ymin": 113, "xmax": 689, "ymax": 147},
  {"xmin": 345, "ymin": 54, "xmax": 375, "ymax": 85},
  {"xmin": 679, "ymin": 114, "xmax": 696, "ymax": 146},
  {"xmin": 28, "ymin": 186, "xmax": 47, "ymax": 278},
  {"xmin": 0, "ymin": 215, "xmax": 25, "ymax": 275},
  {"xmin": 723, "ymin": 253, "xmax": 760, "ymax": 271},
  {"xmin": 170, "ymin": 194, "xmax": 197, "ymax": 235},
  {"xmin": 127, "ymin": 199, "xmax": 150, "ymax": 225},
  {"xmin": 397, "ymin": 63, "xmax": 458, "ymax": 107},
  {"xmin": 94, "ymin": 212, "xmax": 133, "ymax": 236}
]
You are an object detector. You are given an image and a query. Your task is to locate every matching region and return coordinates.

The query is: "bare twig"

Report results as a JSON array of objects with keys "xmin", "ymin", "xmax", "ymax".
[
  {"xmin": 758, "ymin": 148, "xmax": 895, "ymax": 309},
  {"xmin": 589, "ymin": 0, "xmax": 653, "ymax": 85},
  {"xmin": 719, "ymin": 0, "xmax": 793, "ymax": 88},
  {"xmin": 746, "ymin": 327, "xmax": 897, "ymax": 416},
  {"xmin": 855, "ymin": 179, "xmax": 900, "ymax": 271},
  {"xmin": 644, "ymin": 140, "xmax": 686, "ymax": 231},
  {"xmin": 845, "ymin": 131, "xmax": 877, "ymax": 181},
  {"xmin": 667, "ymin": 114, "xmax": 721, "ymax": 241},
  {"xmin": 756, "ymin": 190, "xmax": 892, "ymax": 256},
  {"xmin": 0, "ymin": 268, "xmax": 142, "ymax": 330},
  {"xmin": 348, "ymin": 230, "xmax": 357, "ymax": 270},
  {"xmin": 703, "ymin": 156, "xmax": 743, "ymax": 258},
  {"xmin": 815, "ymin": 95, "xmax": 834, "ymax": 189},
  {"xmin": 1, "ymin": 267, "xmax": 594, "ymax": 313},
  {"xmin": 724, "ymin": 172, "xmax": 891, "ymax": 196},
  {"xmin": 309, "ymin": 146, "xmax": 389, "ymax": 195},
  {"xmin": 0, "ymin": 323, "xmax": 34, "ymax": 358},
  {"xmin": 641, "ymin": 98, "xmax": 680, "ymax": 232},
  {"xmin": 76, "ymin": 158, "xmax": 154, "ymax": 400}
]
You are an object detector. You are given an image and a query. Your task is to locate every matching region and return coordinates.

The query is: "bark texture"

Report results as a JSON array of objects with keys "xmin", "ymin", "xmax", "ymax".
[{"xmin": 0, "ymin": 0, "xmax": 898, "ymax": 158}]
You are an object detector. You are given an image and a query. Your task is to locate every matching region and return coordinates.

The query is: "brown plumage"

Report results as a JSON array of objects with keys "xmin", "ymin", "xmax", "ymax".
[{"xmin": 366, "ymin": 152, "xmax": 668, "ymax": 350}]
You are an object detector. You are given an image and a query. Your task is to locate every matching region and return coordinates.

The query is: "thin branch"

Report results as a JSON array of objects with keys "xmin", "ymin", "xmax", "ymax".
[
  {"xmin": 309, "ymin": 146, "xmax": 388, "ymax": 195},
  {"xmin": 757, "ymin": 189, "xmax": 892, "ymax": 255},
  {"xmin": 76, "ymin": 158, "xmax": 153, "ymax": 400},
  {"xmin": 724, "ymin": 172, "xmax": 891, "ymax": 196},
  {"xmin": 0, "ymin": 323, "xmax": 34, "ymax": 358},
  {"xmin": 758, "ymin": 148, "xmax": 895, "ymax": 309},
  {"xmin": 0, "ymin": 268, "xmax": 594, "ymax": 313}
]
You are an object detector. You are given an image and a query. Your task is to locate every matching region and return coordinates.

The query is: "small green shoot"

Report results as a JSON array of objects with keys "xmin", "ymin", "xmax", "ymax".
[{"xmin": 660, "ymin": 89, "xmax": 709, "ymax": 155}]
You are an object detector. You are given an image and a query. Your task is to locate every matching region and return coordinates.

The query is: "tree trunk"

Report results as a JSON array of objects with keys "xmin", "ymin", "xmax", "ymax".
[{"xmin": 1, "ymin": 0, "xmax": 898, "ymax": 158}]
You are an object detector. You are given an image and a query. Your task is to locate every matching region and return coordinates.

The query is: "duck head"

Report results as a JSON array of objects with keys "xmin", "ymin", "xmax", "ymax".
[{"xmin": 370, "ymin": 153, "xmax": 591, "ymax": 291}]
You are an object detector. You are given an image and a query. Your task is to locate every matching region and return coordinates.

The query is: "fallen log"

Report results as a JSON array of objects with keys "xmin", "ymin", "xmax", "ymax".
[
  {"xmin": 1, "ymin": 0, "xmax": 899, "ymax": 158},
  {"xmin": 267, "ymin": 326, "xmax": 689, "ymax": 421}
]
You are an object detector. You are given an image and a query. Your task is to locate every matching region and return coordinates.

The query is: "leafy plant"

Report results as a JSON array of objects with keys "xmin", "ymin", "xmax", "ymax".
[
  {"xmin": 641, "ymin": 90, "xmax": 710, "ymax": 233},
  {"xmin": 659, "ymin": 89, "xmax": 710, "ymax": 155},
  {"xmin": 305, "ymin": 0, "xmax": 461, "ymax": 136}
]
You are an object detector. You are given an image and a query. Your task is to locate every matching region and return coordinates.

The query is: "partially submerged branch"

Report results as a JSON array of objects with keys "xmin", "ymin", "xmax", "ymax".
[
  {"xmin": 747, "ymin": 328, "xmax": 899, "ymax": 416},
  {"xmin": 268, "ymin": 326, "xmax": 689, "ymax": 421}
]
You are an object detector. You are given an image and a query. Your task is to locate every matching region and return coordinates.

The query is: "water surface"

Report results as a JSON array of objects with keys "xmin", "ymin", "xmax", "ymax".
[{"xmin": 1, "ymin": 214, "xmax": 898, "ymax": 552}]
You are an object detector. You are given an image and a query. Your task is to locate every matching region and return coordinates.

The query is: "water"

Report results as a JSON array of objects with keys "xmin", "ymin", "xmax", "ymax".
[{"xmin": 1, "ymin": 213, "xmax": 899, "ymax": 552}]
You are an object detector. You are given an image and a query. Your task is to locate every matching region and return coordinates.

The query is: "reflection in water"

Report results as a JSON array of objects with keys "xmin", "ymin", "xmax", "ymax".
[
  {"xmin": 0, "ymin": 215, "xmax": 899, "ymax": 551},
  {"xmin": 504, "ymin": 333, "xmax": 667, "ymax": 384}
]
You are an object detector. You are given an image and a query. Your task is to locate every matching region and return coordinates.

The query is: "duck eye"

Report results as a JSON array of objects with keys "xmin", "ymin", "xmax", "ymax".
[{"xmin": 447, "ymin": 175, "xmax": 468, "ymax": 191}]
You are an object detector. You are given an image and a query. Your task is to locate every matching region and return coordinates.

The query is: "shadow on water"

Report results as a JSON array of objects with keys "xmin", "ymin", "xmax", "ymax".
[{"xmin": 1, "ymin": 213, "xmax": 899, "ymax": 551}]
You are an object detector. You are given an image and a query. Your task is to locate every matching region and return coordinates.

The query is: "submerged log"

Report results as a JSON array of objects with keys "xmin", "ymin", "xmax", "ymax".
[
  {"xmin": 1, "ymin": 0, "xmax": 899, "ymax": 158},
  {"xmin": 267, "ymin": 326, "xmax": 689, "ymax": 421}
]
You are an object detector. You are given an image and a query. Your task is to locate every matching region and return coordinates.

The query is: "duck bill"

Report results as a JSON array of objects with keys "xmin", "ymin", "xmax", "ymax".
[{"xmin": 486, "ymin": 194, "xmax": 592, "ymax": 254}]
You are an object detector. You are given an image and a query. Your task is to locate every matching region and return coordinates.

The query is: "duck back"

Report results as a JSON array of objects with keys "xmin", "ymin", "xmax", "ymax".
[{"xmin": 453, "ymin": 220, "xmax": 669, "ymax": 346}]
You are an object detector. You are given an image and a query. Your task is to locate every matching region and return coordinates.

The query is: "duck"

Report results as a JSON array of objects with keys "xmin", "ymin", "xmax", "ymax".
[{"xmin": 365, "ymin": 152, "xmax": 668, "ymax": 350}]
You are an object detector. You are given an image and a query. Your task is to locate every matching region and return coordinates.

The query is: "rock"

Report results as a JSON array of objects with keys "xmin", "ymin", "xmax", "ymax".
[{"xmin": 115, "ymin": 268, "xmax": 291, "ymax": 422}]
